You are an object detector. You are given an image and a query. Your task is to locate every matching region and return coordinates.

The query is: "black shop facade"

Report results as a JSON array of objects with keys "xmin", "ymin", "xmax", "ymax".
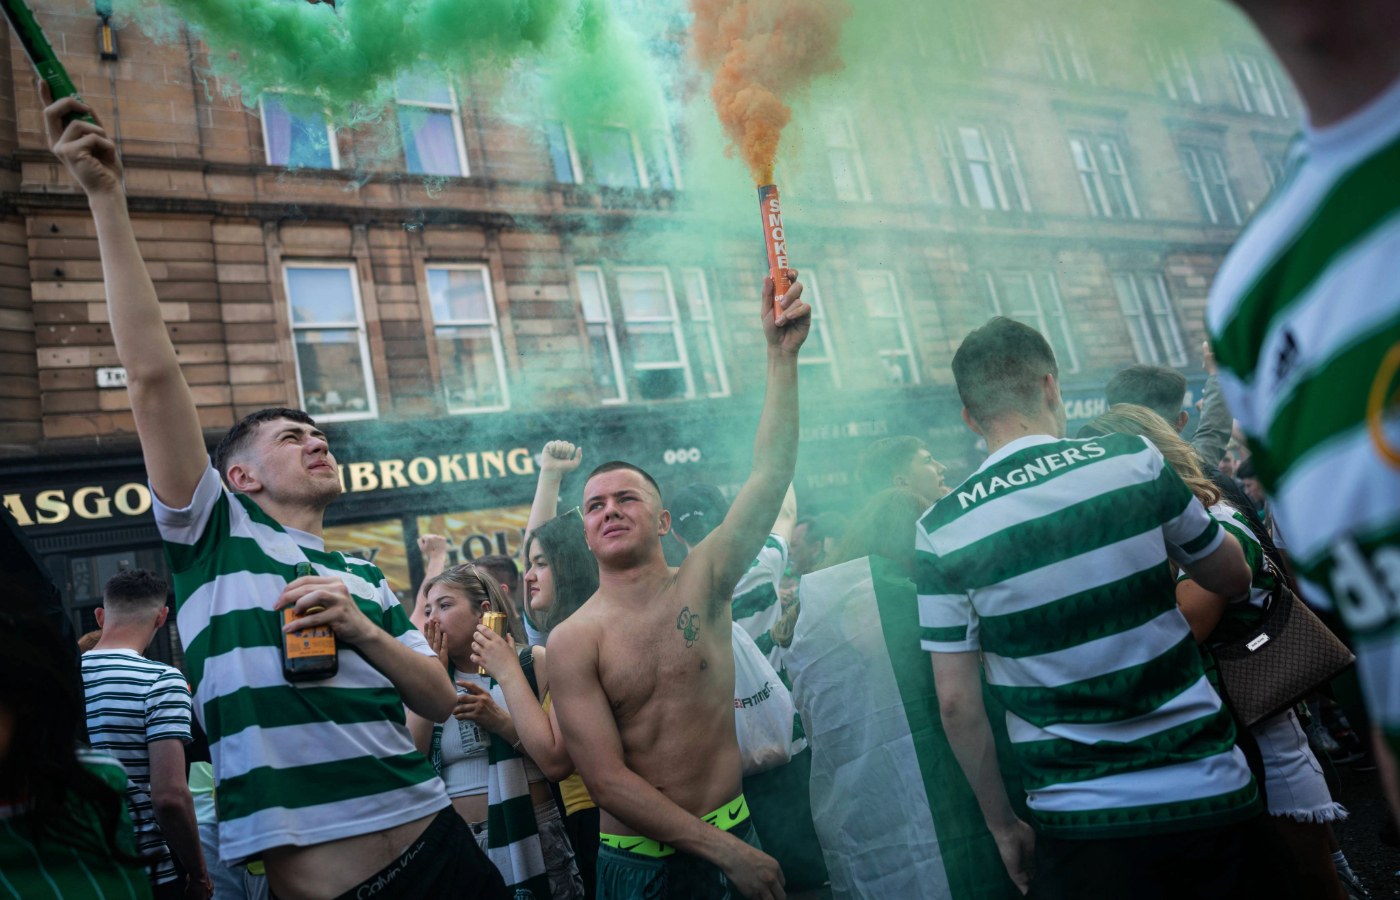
[{"xmin": 0, "ymin": 377, "xmax": 1201, "ymax": 661}]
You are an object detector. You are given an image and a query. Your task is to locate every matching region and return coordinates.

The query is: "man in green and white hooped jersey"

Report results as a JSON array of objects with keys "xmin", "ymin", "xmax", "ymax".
[
  {"xmin": 44, "ymin": 95, "xmax": 506, "ymax": 900},
  {"xmin": 919, "ymin": 318, "xmax": 1258, "ymax": 899},
  {"xmin": 1206, "ymin": 0, "xmax": 1400, "ymax": 782}
]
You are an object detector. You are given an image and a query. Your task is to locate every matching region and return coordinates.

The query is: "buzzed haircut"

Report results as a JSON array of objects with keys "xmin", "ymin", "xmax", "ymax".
[
  {"xmin": 855, "ymin": 435, "xmax": 926, "ymax": 495},
  {"xmin": 474, "ymin": 554, "xmax": 519, "ymax": 591},
  {"xmin": 1105, "ymin": 365, "xmax": 1188, "ymax": 423},
  {"xmin": 213, "ymin": 407, "xmax": 319, "ymax": 485},
  {"xmin": 585, "ymin": 460, "xmax": 663, "ymax": 502},
  {"xmin": 103, "ymin": 569, "xmax": 168, "ymax": 611},
  {"xmin": 952, "ymin": 317, "xmax": 1058, "ymax": 424}
]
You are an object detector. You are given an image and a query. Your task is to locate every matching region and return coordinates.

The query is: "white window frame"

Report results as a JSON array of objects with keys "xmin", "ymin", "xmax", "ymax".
[
  {"xmin": 856, "ymin": 270, "xmax": 920, "ymax": 385},
  {"xmin": 797, "ymin": 270, "xmax": 841, "ymax": 388},
  {"xmin": 395, "ymin": 78, "xmax": 469, "ymax": 177},
  {"xmin": 821, "ymin": 110, "xmax": 873, "ymax": 203},
  {"xmin": 679, "ymin": 268, "xmax": 730, "ymax": 398},
  {"xmin": 940, "ymin": 123, "xmax": 1031, "ymax": 212},
  {"xmin": 426, "ymin": 264, "xmax": 509, "ymax": 414},
  {"xmin": 614, "ymin": 266, "xmax": 696, "ymax": 401},
  {"xmin": 1146, "ymin": 44, "xmax": 1202, "ymax": 104},
  {"xmin": 283, "ymin": 262, "xmax": 377, "ymax": 422},
  {"xmin": 1068, "ymin": 134, "xmax": 1140, "ymax": 219},
  {"xmin": 1036, "ymin": 22, "xmax": 1095, "ymax": 83},
  {"xmin": 984, "ymin": 270, "xmax": 1082, "ymax": 374},
  {"xmin": 1179, "ymin": 145, "xmax": 1242, "ymax": 225},
  {"xmin": 1112, "ymin": 272, "xmax": 1189, "ymax": 368},
  {"xmin": 1230, "ymin": 52, "xmax": 1290, "ymax": 118},
  {"xmin": 576, "ymin": 265, "xmax": 628, "ymax": 404},
  {"xmin": 548, "ymin": 121, "xmax": 682, "ymax": 191},
  {"xmin": 260, "ymin": 95, "xmax": 340, "ymax": 170}
]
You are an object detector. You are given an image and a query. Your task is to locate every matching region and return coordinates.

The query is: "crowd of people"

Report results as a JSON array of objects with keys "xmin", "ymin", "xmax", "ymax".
[{"xmin": 3, "ymin": 1, "xmax": 1398, "ymax": 898}]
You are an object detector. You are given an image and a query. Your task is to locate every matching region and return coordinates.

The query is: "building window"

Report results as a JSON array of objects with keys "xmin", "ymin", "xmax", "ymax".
[
  {"xmin": 261, "ymin": 95, "xmax": 338, "ymax": 169},
  {"xmin": 914, "ymin": 8, "xmax": 987, "ymax": 68},
  {"xmin": 546, "ymin": 122, "xmax": 680, "ymax": 190},
  {"xmin": 1145, "ymin": 44, "xmax": 1202, "ymax": 104},
  {"xmin": 284, "ymin": 264, "xmax": 376, "ymax": 420},
  {"xmin": 820, "ymin": 111, "xmax": 872, "ymax": 203},
  {"xmin": 983, "ymin": 271, "xmax": 1081, "ymax": 373},
  {"xmin": 856, "ymin": 270, "xmax": 919, "ymax": 385},
  {"xmin": 1229, "ymin": 52, "xmax": 1290, "ymax": 118},
  {"xmin": 614, "ymin": 268, "xmax": 695, "ymax": 401},
  {"xmin": 1068, "ymin": 134, "xmax": 1140, "ymax": 219},
  {"xmin": 798, "ymin": 270, "xmax": 841, "ymax": 391},
  {"xmin": 426, "ymin": 265, "xmax": 508, "ymax": 412},
  {"xmin": 940, "ymin": 124, "xmax": 1031, "ymax": 212},
  {"xmin": 1179, "ymin": 145, "xmax": 1242, "ymax": 225},
  {"xmin": 1112, "ymin": 272, "xmax": 1188, "ymax": 367},
  {"xmin": 396, "ymin": 73, "xmax": 468, "ymax": 177},
  {"xmin": 1036, "ymin": 22, "xmax": 1095, "ymax": 83},
  {"xmin": 575, "ymin": 266, "xmax": 627, "ymax": 404},
  {"xmin": 679, "ymin": 269, "xmax": 729, "ymax": 398}
]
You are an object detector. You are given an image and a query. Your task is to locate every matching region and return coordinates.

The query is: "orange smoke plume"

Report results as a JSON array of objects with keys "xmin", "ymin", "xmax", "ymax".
[{"xmin": 691, "ymin": 0, "xmax": 850, "ymax": 184}]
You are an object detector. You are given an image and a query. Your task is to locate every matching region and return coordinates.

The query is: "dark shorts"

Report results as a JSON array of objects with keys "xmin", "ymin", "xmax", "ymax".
[
  {"xmin": 271, "ymin": 808, "xmax": 508, "ymax": 900},
  {"xmin": 1030, "ymin": 814, "xmax": 1286, "ymax": 900},
  {"xmin": 596, "ymin": 820, "xmax": 759, "ymax": 900}
]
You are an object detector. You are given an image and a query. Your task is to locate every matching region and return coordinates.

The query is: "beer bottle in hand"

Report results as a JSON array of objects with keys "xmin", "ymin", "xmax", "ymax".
[{"xmin": 282, "ymin": 561, "xmax": 338, "ymax": 682}]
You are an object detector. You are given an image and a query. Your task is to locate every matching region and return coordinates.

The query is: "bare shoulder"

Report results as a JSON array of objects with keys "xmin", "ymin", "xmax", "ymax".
[{"xmin": 545, "ymin": 598, "xmax": 604, "ymax": 663}]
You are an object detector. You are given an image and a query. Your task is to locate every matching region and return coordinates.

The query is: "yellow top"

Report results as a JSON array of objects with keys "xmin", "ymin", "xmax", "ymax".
[{"xmin": 543, "ymin": 691, "xmax": 597, "ymax": 816}]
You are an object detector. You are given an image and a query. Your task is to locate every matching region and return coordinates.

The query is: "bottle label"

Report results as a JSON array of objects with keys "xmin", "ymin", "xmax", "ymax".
[{"xmin": 283, "ymin": 607, "xmax": 336, "ymax": 659}]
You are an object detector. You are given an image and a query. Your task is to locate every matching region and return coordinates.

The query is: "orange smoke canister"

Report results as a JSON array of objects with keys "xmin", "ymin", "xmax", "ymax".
[{"xmin": 757, "ymin": 184, "xmax": 792, "ymax": 300}]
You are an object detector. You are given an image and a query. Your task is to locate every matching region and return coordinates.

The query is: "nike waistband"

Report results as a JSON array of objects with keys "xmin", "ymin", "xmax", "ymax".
[{"xmin": 598, "ymin": 794, "xmax": 750, "ymax": 859}]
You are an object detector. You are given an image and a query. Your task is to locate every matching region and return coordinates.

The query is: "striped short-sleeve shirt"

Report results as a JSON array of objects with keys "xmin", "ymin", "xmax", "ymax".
[
  {"xmin": 152, "ymin": 465, "xmax": 447, "ymax": 862},
  {"xmin": 916, "ymin": 433, "xmax": 1258, "ymax": 838},
  {"xmin": 81, "ymin": 649, "xmax": 192, "ymax": 886},
  {"xmin": 731, "ymin": 534, "xmax": 788, "ymax": 670},
  {"xmin": 1207, "ymin": 75, "xmax": 1400, "ymax": 754}
]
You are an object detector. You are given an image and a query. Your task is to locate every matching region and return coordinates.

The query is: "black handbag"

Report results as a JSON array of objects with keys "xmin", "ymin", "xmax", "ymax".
[{"xmin": 1210, "ymin": 561, "xmax": 1355, "ymax": 728}]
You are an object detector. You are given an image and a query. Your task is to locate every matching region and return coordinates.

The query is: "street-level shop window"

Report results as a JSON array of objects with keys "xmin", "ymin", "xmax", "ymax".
[
  {"xmin": 427, "ymin": 265, "xmax": 509, "ymax": 413},
  {"xmin": 1112, "ymin": 272, "xmax": 1189, "ymax": 368},
  {"xmin": 983, "ymin": 270, "xmax": 1082, "ymax": 374},
  {"xmin": 261, "ymin": 95, "xmax": 339, "ymax": 170},
  {"xmin": 820, "ymin": 110, "xmax": 872, "ymax": 203},
  {"xmin": 797, "ymin": 270, "xmax": 841, "ymax": 392},
  {"xmin": 546, "ymin": 121, "xmax": 680, "ymax": 190},
  {"xmin": 575, "ymin": 266, "xmax": 628, "ymax": 404},
  {"xmin": 1067, "ymin": 133, "xmax": 1141, "ymax": 220},
  {"xmin": 283, "ymin": 264, "xmax": 377, "ymax": 421},
  {"xmin": 679, "ymin": 269, "xmax": 730, "ymax": 398},
  {"xmin": 940, "ymin": 123, "xmax": 1031, "ymax": 213},
  {"xmin": 1178, "ymin": 145, "xmax": 1242, "ymax": 226},
  {"xmin": 396, "ymin": 73, "xmax": 469, "ymax": 177},
  {"xmin": 857, "ymin": 270, "xmax": 920, "ymax": 386}
]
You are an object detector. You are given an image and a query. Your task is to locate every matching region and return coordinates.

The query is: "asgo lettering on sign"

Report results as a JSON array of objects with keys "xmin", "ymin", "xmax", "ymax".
[{"xmin": 3, "ymin": 446, "xmax": 537, "ymax": 528}]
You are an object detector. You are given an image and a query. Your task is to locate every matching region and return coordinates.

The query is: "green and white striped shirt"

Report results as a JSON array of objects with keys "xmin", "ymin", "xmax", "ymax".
[
  {"xmin": 731, "ymin": 534, "xmax": 787, "ymax": 669},
  {"xmin": 1208, "ymin": 75, "xmax": 1400, "ymax": 755},
  {"xmin": 152, "ymin": 466, "xmax": 447, "ymax": 862},
  {"xmin": 917, "ymin": 433, "xmax": 1258, "ymax": 838}
]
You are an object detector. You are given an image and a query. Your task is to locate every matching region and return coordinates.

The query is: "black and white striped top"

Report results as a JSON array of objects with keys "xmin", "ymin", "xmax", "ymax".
[{"xmin": 82, "ymin": 648, "xmax": 192, "ymax": 887}]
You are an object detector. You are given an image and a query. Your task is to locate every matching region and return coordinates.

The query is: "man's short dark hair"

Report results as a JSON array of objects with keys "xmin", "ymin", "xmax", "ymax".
[
  {"xmin": 855, "ymin": 436, "xmax": 925, "ymax": 495},
  {"xmin": 213, "ymin": 407, "xmax": 319, "ymax": 484},
  {"xmin": 474, "ymin": 554, "xmax": 519, "ymax": 590},
  {"xmin": 585, "ymin": 461, "xmax": 663, "ymax": 502},
  {"xmin": 1105, "ymin": 365, "xmax": 1187, "ymax": 423},
  {"xmin": 952, "ymin": 317, "xmax": 1058, "ymax": 423},
  {"xmin": 668, "ymin": 483, "xmax": 729, "ymax": 545},
  {"xmin": 103, "ymin": 569, "xmax": 167, "ymax": 609}
]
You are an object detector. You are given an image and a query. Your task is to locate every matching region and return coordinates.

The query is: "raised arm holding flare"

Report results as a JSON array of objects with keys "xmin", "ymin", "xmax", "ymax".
[
  {"xmin": 548, "ymin": 272, "xmax": 809, "ymax": 900},
  {"xmin": 45, "ymin": 92, "xmax": 497, "ymax": 900}
]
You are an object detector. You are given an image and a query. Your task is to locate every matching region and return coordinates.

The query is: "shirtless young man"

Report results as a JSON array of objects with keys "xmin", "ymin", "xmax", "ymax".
[
  {"xmin": 44, "ymin": 94, "xmax": 504, "ymax": 900},
  {"xmin": 548, "ymin": 272, "xmax": 810, "ymax": 900}
]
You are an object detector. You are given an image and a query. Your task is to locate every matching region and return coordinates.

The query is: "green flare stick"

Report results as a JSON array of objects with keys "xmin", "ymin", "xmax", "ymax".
[{"xmin": 0, "ymin": 0, "xmax": 95, "ymax": 123}]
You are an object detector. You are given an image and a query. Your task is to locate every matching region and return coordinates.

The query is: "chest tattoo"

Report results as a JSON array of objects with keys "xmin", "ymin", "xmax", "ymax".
[{"xmin": 676, "ymin": 606, "xmax": 700, "ymax": 648}]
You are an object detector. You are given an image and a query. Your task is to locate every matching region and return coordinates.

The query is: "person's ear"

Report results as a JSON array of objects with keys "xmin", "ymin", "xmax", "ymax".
[
  {"xmin": 1176, "ymin": 410, "xmax": 1190, "ymax": 433},
  {"xmin": 481, "ymin": 599, "xmax": 493, "ymax": 613},
  {"xmin": 154, "ymin": 606, "xmax": 169, "ymax": 629},
  {"xmin": 961, "ymin": 407, "xmax": 984, "ymax": 437},
  {"xmin": 1043, "ymin": 373, "xmax": 1061, "ymax": 410},
  {"xmin": 94, "ymin": 607, "xmax": 106, "ymax": 628},
  {"xmin": 225, "ymin": 459, "xmax": 259, "ymax": 493},
  {"xmin": 657, "ymin": 508, "xmax": 672, "ymax": 537},
  {"xmin": 893, "ymin": 473, "xmax": 911, "ymax": 489}
]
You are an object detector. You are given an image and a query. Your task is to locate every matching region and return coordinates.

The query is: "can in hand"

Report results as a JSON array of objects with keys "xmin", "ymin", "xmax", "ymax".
[{"xmin": 478, "ymin": 611, "xmax": 508, "ymax": 675}]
